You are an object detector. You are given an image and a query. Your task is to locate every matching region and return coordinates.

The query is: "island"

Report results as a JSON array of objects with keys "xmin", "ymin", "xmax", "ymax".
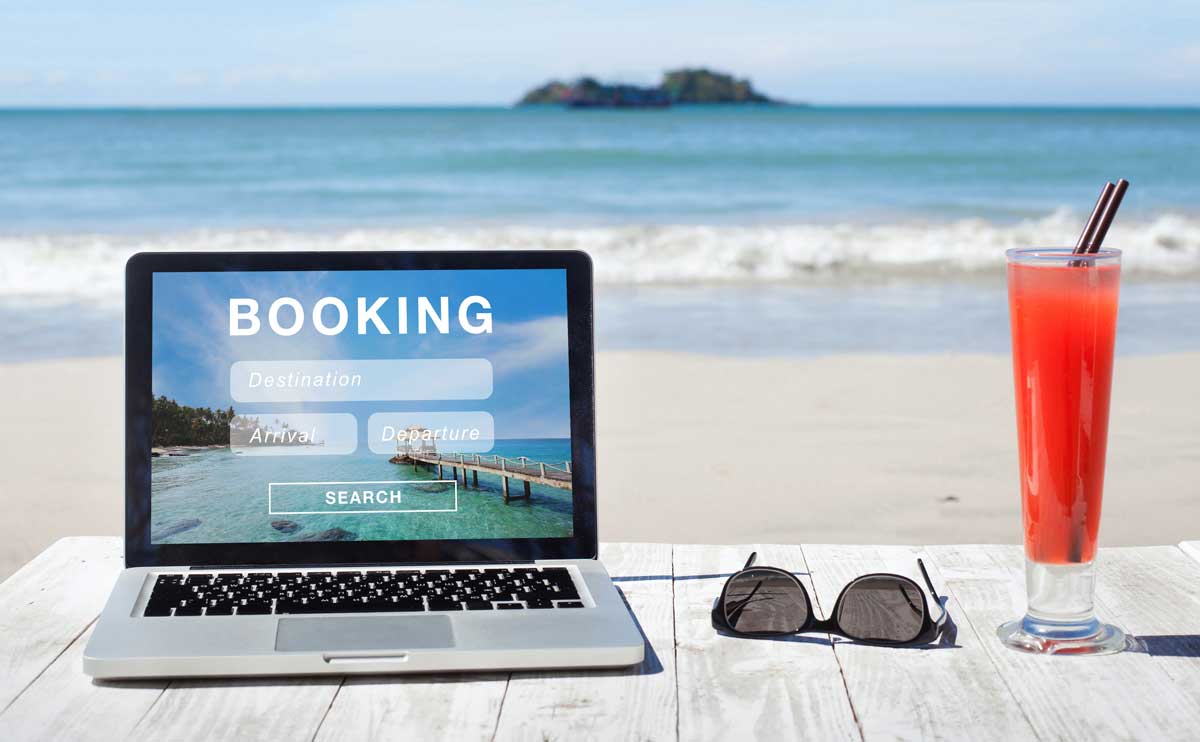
[
  {"xmin": 152, "ymin": 396, "xmax": 235, "ymax": 448},
  {"xmin": 517, "ymin": 68, "xmax": 786, "ymax": 108},
  {"xmin": 150, "ymin": 396, "xmax": 320, "ymax": 452}
]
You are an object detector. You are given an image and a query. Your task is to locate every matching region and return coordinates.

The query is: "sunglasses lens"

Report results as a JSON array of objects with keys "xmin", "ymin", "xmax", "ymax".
[
  {"xmin": 836, "ymin": 575, "xmax": 926, "ymax": 643},
  {"xmin": 722, "ymin": 568, "xmax": 808, "ymax": 634}
]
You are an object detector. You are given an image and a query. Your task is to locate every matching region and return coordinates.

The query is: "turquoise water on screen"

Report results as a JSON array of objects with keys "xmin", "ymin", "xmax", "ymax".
[{"xmin": 150, "ymin": 438, "xmax": 574, "ymax": 544}]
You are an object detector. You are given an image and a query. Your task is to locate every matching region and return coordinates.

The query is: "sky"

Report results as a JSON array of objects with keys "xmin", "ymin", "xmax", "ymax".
[
  {"xmin": 151, "ymin": 268, "xmax": 573, "ymax": 440},
  {"xmin": 2, "ymin": 1, "xmax": 1198, "ymax": 107}
]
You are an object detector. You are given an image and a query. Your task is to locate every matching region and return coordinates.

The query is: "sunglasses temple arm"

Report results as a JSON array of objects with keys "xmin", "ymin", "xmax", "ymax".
[
  {"xmin": 917, "ymin": 558, "xmax": 946, "ymax": 617},
  {"xmin": 742, "ymin": 552, "xmax": 758, "ymax": 570}
]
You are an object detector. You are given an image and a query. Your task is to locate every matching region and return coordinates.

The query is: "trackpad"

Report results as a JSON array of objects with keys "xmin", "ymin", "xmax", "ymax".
[{"xmin": 275, "ymin": 616, "xmax": 454, "ymax": 652}]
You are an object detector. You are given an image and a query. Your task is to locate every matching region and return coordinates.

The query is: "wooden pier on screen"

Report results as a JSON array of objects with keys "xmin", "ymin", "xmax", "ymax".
[{"xmin": 391, "ymin": 452, "xmax": 572, "ymax": 502}]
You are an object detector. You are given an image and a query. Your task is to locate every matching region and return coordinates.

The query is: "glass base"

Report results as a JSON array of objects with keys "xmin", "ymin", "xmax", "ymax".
[
  {"xmin": 998, "ymin": 560, "xmax": 1129, "ymax": 655},
  {"xmin": 997, "ymin": 615, "xmax": 1129, "ymax": 656}
]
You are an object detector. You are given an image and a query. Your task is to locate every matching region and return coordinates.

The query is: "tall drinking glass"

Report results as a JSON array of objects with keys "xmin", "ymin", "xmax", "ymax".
[{"xmin": 998, "ymin": 247, "xmax": 1128, "ymax": 655}]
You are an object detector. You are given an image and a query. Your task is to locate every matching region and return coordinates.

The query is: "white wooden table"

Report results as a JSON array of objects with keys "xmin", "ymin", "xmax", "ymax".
[{"xmin": 3, "ymin": 538, "xmax": 1200, "ymax": 741}]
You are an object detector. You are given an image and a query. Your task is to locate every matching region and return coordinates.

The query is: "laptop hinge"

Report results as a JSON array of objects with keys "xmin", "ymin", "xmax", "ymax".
[{"xmin": 187, "ymin": 560, "xmax": 538, "ymax": 570}]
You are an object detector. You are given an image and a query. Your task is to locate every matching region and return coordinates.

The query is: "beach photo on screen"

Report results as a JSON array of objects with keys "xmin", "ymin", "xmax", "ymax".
[{"xmin": 149, "ymin": 268, "xmax": 574, "ymax": 544}]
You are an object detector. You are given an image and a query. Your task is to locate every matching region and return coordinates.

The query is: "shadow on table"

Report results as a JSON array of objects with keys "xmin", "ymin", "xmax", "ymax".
[
  {"xmin": 608, "ymin": 585, "xmax": 663, "ymax": 676},
  {"xmin": 93, "ymin": 676, "xmax": 337, "ymax": 690},
  {"xmin": 1129, "ymin": 634, "xmax": 1200, "ymax": 658}
]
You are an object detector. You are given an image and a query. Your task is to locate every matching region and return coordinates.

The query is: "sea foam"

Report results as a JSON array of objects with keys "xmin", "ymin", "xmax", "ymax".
[{"xmin": 3, "ymin": 211, "xmax": 1200, "ymax": 306}]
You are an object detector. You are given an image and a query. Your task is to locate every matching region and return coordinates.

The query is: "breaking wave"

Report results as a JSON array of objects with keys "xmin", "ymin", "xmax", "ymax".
[{"xmin": 3, "ymin": 210, "xmax": 1200, "ymax": 306}]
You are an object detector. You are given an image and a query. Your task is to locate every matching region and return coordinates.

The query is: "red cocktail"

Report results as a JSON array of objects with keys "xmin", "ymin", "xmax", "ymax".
[{"xmin": 999, "ymin": 247, "xmax": 1127, "ymax": 655}]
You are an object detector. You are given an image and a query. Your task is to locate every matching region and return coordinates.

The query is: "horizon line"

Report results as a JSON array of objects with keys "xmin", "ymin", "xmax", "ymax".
[{"xmin": 1, "ymin": 102, "xmax": 1198, "ymax": 112}]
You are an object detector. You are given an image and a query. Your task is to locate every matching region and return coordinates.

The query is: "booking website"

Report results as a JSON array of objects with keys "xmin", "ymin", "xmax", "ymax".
[{"xmin": 150, "ymin": 268, "xmax": 573, "ymax": 544}]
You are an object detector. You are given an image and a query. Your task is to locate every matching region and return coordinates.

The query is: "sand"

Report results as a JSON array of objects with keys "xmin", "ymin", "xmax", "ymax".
[{"xmin": 2, "ymin": 352, "xmax": 1199, "ymax": 581}]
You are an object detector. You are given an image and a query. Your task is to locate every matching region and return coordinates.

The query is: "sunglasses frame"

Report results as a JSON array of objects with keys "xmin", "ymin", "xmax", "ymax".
[{"xmin": 711, "ymin": 553, "xmax": 948, "ymax": 646}]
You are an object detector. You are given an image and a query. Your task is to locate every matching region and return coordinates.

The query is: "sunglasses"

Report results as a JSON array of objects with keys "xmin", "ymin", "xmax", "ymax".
[{"xmin": 712, "ymin": 553, "xmax": 948, "ymax": 645}]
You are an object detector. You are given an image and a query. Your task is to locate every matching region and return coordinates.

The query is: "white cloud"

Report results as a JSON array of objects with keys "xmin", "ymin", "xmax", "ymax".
[
  {"xmin": 158, "ymin": 273, "xmax": 352, "ymax": 411},
  {"xmin": 484, "ymin": 315, "xmax": 569, "ymax": 378},
  {"xmin": 425, "ymin": 312, "xmax": 569, "ymax": 378}
]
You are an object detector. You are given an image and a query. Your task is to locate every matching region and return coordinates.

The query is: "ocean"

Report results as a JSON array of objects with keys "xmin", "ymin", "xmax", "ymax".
[{"xmin": 3, "ymin": 106, "xmax": 1199, "ymax": 360}]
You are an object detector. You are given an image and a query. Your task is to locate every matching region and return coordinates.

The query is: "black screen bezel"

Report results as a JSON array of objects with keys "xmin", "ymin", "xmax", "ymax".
[{"xmin": 125, "ymin": 250, "xmax": 597, "ymax": 568}]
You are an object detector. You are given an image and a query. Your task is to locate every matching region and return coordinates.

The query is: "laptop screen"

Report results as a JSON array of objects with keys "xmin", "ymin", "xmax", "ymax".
[{"xmin": 149, "ymin": 268, "xmax": 574, "ymax": 546}]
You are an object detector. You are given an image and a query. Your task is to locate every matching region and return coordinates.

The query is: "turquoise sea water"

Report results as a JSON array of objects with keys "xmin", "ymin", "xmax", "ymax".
[
  {"xmin": 151, "ymin": 438, "xmax": 574, "ymax": 544},
  {"xmin": 2, "ymin": 106, "xmax": 1199, "ymax": 359},
  {"xmin": 3, "ymin": 106, "xmax": 1199, "ymax": 229}
]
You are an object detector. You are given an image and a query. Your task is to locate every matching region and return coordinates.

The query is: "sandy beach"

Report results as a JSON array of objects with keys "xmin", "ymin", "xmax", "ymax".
[{"xmin": 2, "ymin": 350, "xmax": 1198, "ymax": 581}]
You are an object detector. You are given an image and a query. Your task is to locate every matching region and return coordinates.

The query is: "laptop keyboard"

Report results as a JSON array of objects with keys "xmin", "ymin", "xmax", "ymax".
[{"xmin": 142, "ymin": 566, "xmax": 585, "ymax": 617}]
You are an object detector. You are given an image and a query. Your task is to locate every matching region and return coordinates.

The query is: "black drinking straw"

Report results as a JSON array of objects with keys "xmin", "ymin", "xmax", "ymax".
[
  {"xmin": 1074, "ymin": 182, "xmax": 1115, "ymax": 254},
  {"xmin": 1085, "ymin": 178, "xmax": 1129, "ymax": 253}
]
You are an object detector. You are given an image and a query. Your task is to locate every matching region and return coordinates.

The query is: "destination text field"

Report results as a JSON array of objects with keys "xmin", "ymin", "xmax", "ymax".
[{"xmin": 230, "ymin": 359, "xmax": 493, "ymax": 403}]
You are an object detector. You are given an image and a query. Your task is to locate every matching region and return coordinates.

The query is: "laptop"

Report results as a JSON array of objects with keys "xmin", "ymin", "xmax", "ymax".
[{"xmin": 83, "ymin": 250, "xmax": 644, "ymax": 679}]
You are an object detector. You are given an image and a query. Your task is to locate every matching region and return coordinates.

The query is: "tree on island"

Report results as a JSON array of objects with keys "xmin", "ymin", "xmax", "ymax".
[
  {"xmin": 152, "ymin": 396, "xmax": 236, "ymax": 447},
  {"xmin": 518, "ymin": 67, "xmax": 784, "ymax": 107},
  {"xmin": 152, "ymin": 397, "xmax": 321, "ymax": 448},
  {"xmin": 661, "ymin": 68, "xmax": 774, "ymax": 104}
]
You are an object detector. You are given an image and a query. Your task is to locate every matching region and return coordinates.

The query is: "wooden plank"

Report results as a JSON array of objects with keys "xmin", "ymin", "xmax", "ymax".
[
  {"xmin": 802, "ymin": 544, "xmax": 1037, "ymax": 741},
  {"xmin": 0, "ymin": 537, "xmax": 123, "ymax": 713},
  {"xmin": 1094, "ymin": 546, "xmax": 1200, "ymax": 697},
  {"xmin": 1180, "ymin": 541, "xmax": 1200, "ymax": 565},
  {"xmin": 0, "ymin": 625, "xmax": 165, "ymax": 742},
  {"xmin": 128, "ymin": 677, "xmax": 342, "ymax": 742},
  {"xmin": 314, "ymin": 672, "xmax": 507, "ymax": 742},
  {"xmin": 673, "ymin": 544, "xmax": 860, "ymax": 742},
  {"xmin": 928, "ymin": 544, "xmax": 1200, "ymax": 741},
  {"xmin": 492, "ymin": 542, "xmax": 676, "ymax": 742}
]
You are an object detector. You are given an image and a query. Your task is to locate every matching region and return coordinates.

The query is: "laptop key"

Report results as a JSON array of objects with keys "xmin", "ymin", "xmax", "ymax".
[
  {"xmin": 143, "ymin": 601, "xmax": 175, "ymax": 617},
  {"xmin": 334, "ymin": 600, "xmax": 382, "ymax": 613},
  {"xmin": 402, "ymin": 598, "xmax": 428, "ymax": 610},
  {"xmin": 496, "ymin": 603, "xmax": 524, "ymax": 610},
  {"xmin": 552, "ymin": 584, "xmax": 581, "ymax": 600},
  {"xmin": 557, "ymin": 601, "xmax": 585, "ymax": 609},
  {"xmin": 174, "ymin": 602, "xmax": 203, "ymax": 616},
  {"xmin": 274, "ymin": 599, "xmax": 305, "ymax": 614},
  {"xmin": 237, "ymin": 602, "xmax": 272, "ymax": 615},
  {"xmin": 465, "ymin": 600, "xmax": 494, "ymax": 610},
  {"xmin": 374, "ymin": 599, "xmax": 425, "ymax": 613}
]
